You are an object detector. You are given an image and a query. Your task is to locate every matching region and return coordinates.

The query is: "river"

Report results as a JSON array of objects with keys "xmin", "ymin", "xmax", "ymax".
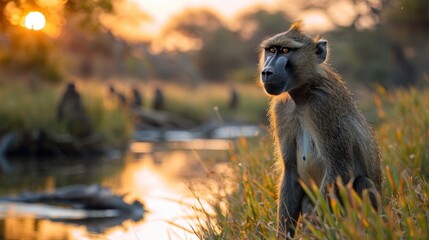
[{"xmin": 0, "ymin": 140, "xmax": 233, "ymax": 240}]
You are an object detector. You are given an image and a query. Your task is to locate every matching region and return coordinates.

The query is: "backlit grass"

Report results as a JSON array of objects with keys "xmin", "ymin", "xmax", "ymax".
[
  {"xmin": 194, "ymin": 87, "xmax": 429, "ymax": 239},
  {"xmin": 0, "ymin": 81, "xmax": 133, "ymax": 147}
]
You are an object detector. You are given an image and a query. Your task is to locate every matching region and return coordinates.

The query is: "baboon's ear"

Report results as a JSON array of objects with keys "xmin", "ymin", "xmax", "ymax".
[{"xmin": 315, "ymin": 39, "xmax": 327, "ymax": 64}]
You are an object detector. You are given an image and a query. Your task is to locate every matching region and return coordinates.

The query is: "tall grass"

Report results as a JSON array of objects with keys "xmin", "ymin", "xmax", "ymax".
[
  {"xmin": 194, "ymin": 87, "xmax": 429, "ymax": 239},
  {"xmin": 193, "ymin": 138, "xmax": 278, "ymax": 239},
  {"xmin": 79, "ymin": 81, "xmax": 134, "ymax": 146},
  {"xmin": 0, "ymin": 82, "xmax": 133, "ymax": 147}
]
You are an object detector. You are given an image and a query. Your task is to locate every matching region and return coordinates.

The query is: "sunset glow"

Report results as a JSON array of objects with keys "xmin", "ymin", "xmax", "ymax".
[
  {"xmin": 136, "ymin": 0, "xmax": 278, "ymax": 33},
  {"xmin": 24, "ymin": 11, "xmax": 46, "ymax": 30}
]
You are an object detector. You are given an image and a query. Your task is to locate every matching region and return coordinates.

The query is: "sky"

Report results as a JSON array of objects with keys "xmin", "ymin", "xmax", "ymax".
[
  {"xmin": 100, "ymin": 0, "xmax": 339, "ymax": 46},
  {"xmin": 136, "ymin": 0, "xmax": 279, "ymax": 28},
  {"xmin": 133, "ymin": 0, "xmax": 335, "ymax": 37},
  {"xmin": 102, "ymin": 0, "xmax": 282, "ymax": 45},
  {"xmin": 11, "ymin": 0, "xmax": 345, "ymax": 43}
]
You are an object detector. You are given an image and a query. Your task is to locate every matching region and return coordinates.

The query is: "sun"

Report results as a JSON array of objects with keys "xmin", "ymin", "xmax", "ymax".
[{"xmin": 24, "ymin": 11, "xmax": 46, "ymax": 30}]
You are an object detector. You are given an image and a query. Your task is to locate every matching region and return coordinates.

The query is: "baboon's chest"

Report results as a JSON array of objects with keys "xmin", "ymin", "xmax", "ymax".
[{"xmin": 296, "ymin": 127, "xmax": 325, "ymax": 186}]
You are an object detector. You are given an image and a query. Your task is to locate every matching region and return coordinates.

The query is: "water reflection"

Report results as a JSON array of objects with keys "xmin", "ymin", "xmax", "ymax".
[{"xmin": 0, "ymin": 142, "xmax": 230, "ymax": 239}]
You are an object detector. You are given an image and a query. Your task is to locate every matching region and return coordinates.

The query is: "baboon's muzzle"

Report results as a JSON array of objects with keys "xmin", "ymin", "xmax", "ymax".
[{"xmin": 261, "ymin": 56, "xmax": 290, "ymax": 95}]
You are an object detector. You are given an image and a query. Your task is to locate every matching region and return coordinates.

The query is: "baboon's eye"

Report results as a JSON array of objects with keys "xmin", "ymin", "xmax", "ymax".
[
  {"xmin": 268, "ymin": 47, "xmax": 276, "ymax": 53},
  {"xmin": 281, "ymin": 47, "xmax": 289, "ymax": 53}
]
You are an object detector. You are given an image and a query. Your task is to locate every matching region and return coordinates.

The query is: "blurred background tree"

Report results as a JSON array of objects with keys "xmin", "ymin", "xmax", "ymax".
[
  {"xmin": 0, "ymin": 0, "xmax": 152, "ymax": 82},
  {"xmin": 0, "ymin": 0, "xmax": 427, "ymax": 88},
  {"xmin": 291, "ymin": 0, "xmax": 429, "ymax": 89}
]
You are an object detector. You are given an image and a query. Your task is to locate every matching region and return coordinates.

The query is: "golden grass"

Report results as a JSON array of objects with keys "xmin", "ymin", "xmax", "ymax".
[
  {"xmin": 0, "ymin": 81, "xmax": 133, "ymax": 147},
  {"xmin": 193, "ymin": 87, "xmax": 429, "ymax": 239}
]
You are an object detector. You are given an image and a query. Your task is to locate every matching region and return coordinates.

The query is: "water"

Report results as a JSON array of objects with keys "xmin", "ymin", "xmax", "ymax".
[{"xmin": 0, "ymin": 141, "xmax": 232, "ymax": 240}]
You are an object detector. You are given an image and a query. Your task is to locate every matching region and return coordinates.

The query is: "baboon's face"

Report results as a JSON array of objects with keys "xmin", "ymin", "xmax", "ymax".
[
  {"xmin": 260, "ymin": 46, "xmax": 294, "ymax": 95},
  {"xmin": 260, "ymin": 32, "xmax": 327, "ymax": 96}
]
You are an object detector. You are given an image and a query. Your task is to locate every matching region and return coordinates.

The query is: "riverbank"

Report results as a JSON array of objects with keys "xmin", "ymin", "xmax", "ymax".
[{"xmin": 0, "ymin": 80, "xmax": 268, "ymax": 157}]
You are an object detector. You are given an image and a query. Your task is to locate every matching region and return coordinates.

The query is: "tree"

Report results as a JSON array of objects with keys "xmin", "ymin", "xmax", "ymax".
[
  {"xmin": 236, "ymin": 9, "xmax": 292, "ymax": 62},
  {"xmin": 384, "ymin": 0, "xmax": 429, "ymax": 86},
  {"xmin": 0, "ymin": 0, "xmax": 115, "ymax": 81},
  {"xmin": 196, "ymin": 27, "xmax": 245, "ymax": 80},
  {"xmin": 157, "ymin": 8, "xmax": 223, "ymax": 52},
  {"xmin": 293, "ymin": 0, "xmax": 391, "ymax": 29},
  {"xmin": 157, "ymin": 8, "xmax": 245, "ymax": 80}
]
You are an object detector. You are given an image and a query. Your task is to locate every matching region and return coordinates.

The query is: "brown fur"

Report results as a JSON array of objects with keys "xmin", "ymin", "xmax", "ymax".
[{"xmin": 260, "ymin": 22, "xmax": 382, "ymax": 238}]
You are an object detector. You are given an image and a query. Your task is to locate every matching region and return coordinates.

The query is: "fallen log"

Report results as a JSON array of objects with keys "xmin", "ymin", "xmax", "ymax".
[
  {"xmin": 3, "ymin": 129, "xmax": 106, "ymax": 157},
  {"xmin": 0, "ymin": 184, "xmax": 144, "ymax": 217}
]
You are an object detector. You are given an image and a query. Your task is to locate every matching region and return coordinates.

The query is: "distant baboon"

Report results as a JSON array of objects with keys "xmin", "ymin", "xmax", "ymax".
[
  {"xmin": 259, "ymin": 22, "xmax": 382, "ymax": 238},
  {"xmin": 57, "ymin": 83, "xmax": 92, "ymax": 137},
  {"xmin": 107, "ymin": 84, "xmax": 127, "ymax": 107},
  {"xmin": 116, "ymin": 92, "xmax": 127, "ymax": 107},
  {"xmin": 131, "ymin": 87, "xmax": 143, "ymax": 109},
  {"xmin": 108, "ymin": 84, "xmax": 116, "ymax": 96},
  {"xmin": 152, "ymin": 87, "xmax": 164, "ymax": 111},
  {"xmin": 229, "ymin": 87, "xmax": 239, "ymax": 110}
]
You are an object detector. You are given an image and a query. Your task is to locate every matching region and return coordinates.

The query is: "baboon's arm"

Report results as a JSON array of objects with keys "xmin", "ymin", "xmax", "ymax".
[{"xmin": 277, "ymin": 141, "xmax": 305, "ymax": 238}]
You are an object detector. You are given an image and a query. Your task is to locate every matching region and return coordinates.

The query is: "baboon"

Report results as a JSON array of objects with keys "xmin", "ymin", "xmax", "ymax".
[
  {"xmin": 57, "ymin": 83, "xmax": 92, "ymax": 137},
  {"xmin": 152, "ymin": 87, "xmax": 164, "ymax": 111},
  {"xmin": 259, "ymin": 22, "xmax": 382, "ymax": 238},
  {"xmin": 116, "ymin": 92, "xmax": 127, "ymax": 107},
  {"xmin": 107, "ymin": 84, "xmax": 127, "ymax": 107},
  {"xmin": 131, "ymin": 87, "xmax": 143, "ymax": 109},
  {"xmin": 108, "ymin": 84, "xmax": 116, "ymax": 96},
  {"xmin": 229, "ymin": 87, "xmax": 239, "ymax": 110}
]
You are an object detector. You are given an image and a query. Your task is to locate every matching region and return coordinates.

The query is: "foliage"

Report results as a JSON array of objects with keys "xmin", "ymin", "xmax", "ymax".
[
  {"xmin": 65, "ymin": 0, "xmax": 113, "ymax": 30},
  {"xmin": 327, "ymin": 28, "xmax": 393, "ymax": 87},
  {"xmin": 384, "ymin": 0, "xmax": 429, "ymax": 87},
  {"xmin": 161, "ymin": 8, "xmax": 222, "ymax": 41},
  {"xmin": 196, "ymin": 27, "xmax": 246, "ymax": 80},
  {"xmin": 157, "ymin": 8, "xmax": 223, "ymax": 53},
  {"xmin": 194, "ymin": 88, "xmax": 429, "ymax": 239},
  {"xmin": 194, "ymin": 9, "xmax": 291, "ymax": 81},
  {"xmin": 0, "ymin": 0, "xmax": 119, "ymax": 81},
  {"xmin": 0, "ymin": 30, "xmax": 63, "ymax": 82},
  {"xmin": 236, "ymin": 9, "xmax": 292, "ymax": 57},
  {"xmin": 386, "ymin": 0, "xmax": 429, "ymax": 32},
  {"xmin": 158, "ymin": 8, "xmax": 291, "ymax": 82}
]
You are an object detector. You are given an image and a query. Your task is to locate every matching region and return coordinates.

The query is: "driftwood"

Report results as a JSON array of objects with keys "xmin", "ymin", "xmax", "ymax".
[
  {"xmin": 0, "ymin": 184, "xmax": 144, "ymax": 232},
  {"xmin": 133, "ymin": 121, "xmax": 263, "ymax": 142},
  {"xmin": 0, "ymin": 132, "xmax": 16, "ymax": 155},
  {"xmin": 0, "ymin": 132, "xmax": 16, "ymax": 172},
  {"xmin": 0, "ymin": 184, "xmax": 144, "ymax": 216}
]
